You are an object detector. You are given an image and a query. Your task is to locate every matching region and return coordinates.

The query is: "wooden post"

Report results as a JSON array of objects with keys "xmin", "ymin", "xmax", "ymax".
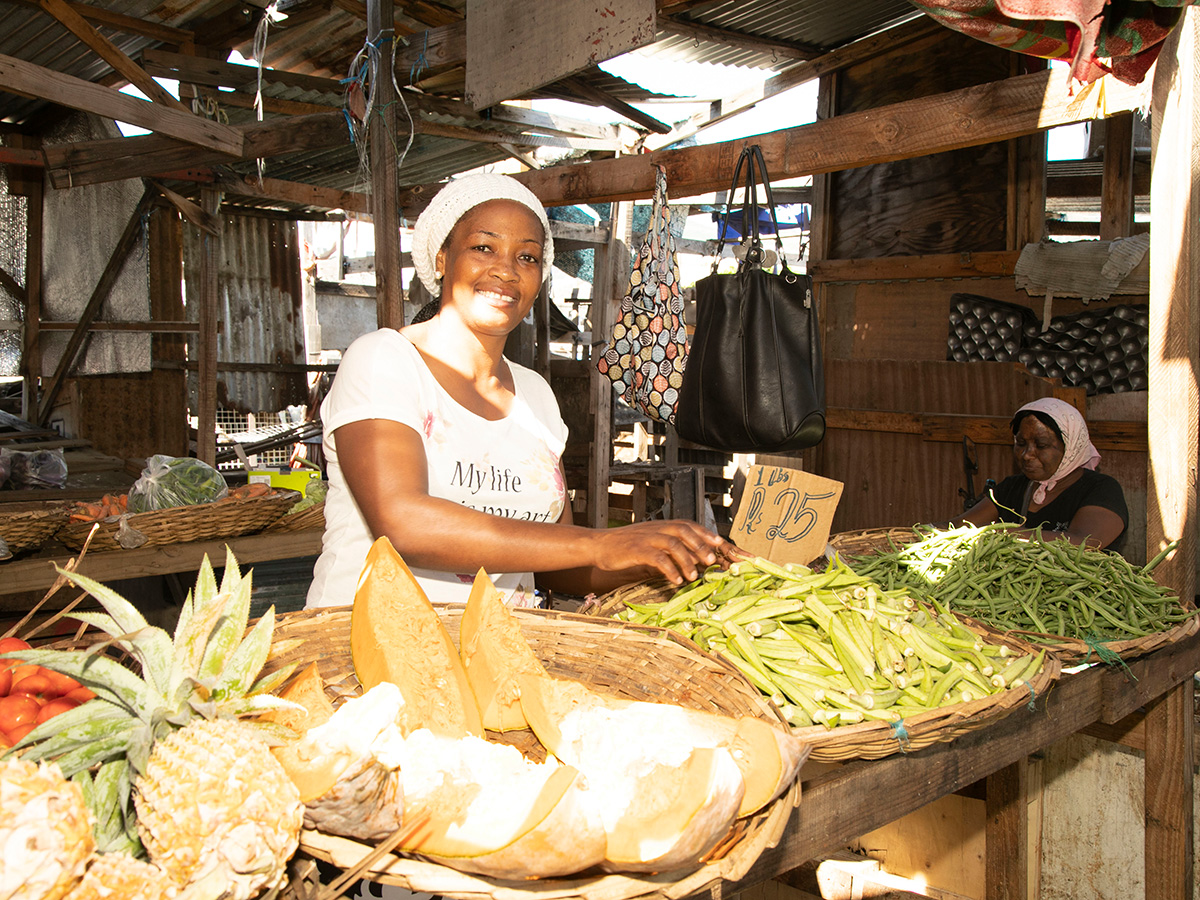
[
  {"xmin": 984, "ymin": 759, "xmax": 1028, "ymax": 900},
  {"xmin": 535, "ymin": 283, "xmax": 550, "ymax": 381},
  {"xmin": 196, "ymin": 187, "xmax": 222, "ymax": 467},
  {"xmin": 21, "ymin": 172, "xmax": 42, "ymax": 422},
  {"xmin": 1146, "ymin": 11, "xmax": 1199, "ymax": 900},
  {"xmin": 1099, "ymin": 113, "xmax": 1136, "ymax": 240},
  {"xmin": 367, "ymin": 0, "xmax": 404, "ymax": 329}
]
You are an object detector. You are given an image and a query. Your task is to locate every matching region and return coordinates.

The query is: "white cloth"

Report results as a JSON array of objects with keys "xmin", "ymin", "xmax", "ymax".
[
  {"xmin": 411, "ymin": 173, "xmax": 554, "ymax": 297},
  {"xmin": 1013, "ymin": 397, "xmax": 1100, "ymax": 506},
  {"xmin": 306, "ymin": 329, "xmax": 569, "ymax": 609}
]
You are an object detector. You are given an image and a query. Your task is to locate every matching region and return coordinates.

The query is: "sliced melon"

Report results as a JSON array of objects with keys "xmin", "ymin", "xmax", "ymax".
[
  {"xmin": 262, "ymin": 662, "xmax": 344, "ymax": 801},
  {"xmin": 350, "ymin": 536, "xmax": 483, "ymax": 738},
  {"xmin": 275, "ymin": 683, "xmax": 407, "ymax": 841},
  {"xmin": 394, "ymin": 730, "xmax": 606, "ymax": 878},
  {"xmin": 518, "ymin": 673, "xmax": 806, "ymax": 818},
  {"xmin": 600, "ymin": 747, "xmax": 744, "ymax": 873},
  {"xmin": 459, "ymin": 568, "xmax": 549, "ymax": 732}
]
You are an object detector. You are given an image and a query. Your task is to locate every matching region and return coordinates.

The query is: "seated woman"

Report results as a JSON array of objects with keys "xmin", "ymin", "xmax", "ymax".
[
  {"xmin": 957, "ymin": 397, "xmax": 1128, "ymax": 550},
  {"xmin": 306, "ymin": 173, "xmax": 741, "ymax": 610}
]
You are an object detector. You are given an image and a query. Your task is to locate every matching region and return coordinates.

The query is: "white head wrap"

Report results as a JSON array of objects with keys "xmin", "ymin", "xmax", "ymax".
[
  {"xmin": 411, "ymin": 173, "xmax": 554, "ymax": 298},
  {"xmin": 1012, "ymin": 397, "xmax": 1101, "ymax": 505}
]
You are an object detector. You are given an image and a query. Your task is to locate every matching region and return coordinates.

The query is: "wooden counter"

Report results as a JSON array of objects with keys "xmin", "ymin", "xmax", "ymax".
[
  {"xmin": 723, "ymin": 629, "xmax": 1197, "ymax": 900},
  {"xmin": 0, "ymin": 527, "xmax": 323, "ymax": 604}
]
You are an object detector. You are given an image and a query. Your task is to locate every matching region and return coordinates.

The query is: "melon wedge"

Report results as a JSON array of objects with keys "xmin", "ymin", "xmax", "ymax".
[
  {"xmin": 394, "ymin": 730, "xmax": 606, "ymax": 879},
  {"xmin": 600, "ymin": 747, "xmax": 744, "ymax": 873},
  {"xmin": 350, "ymin": 536, "xmax": 483, "ymax": 738},
  {"xmin": 262, "ymin": 663, "xmax": 342, "ymax": 802},
  {"xmin": 517, "ymin": 673, "xmax": 807, "ymax": 818},
  {"xmin": 459, "ymin": 568, "xmax": 549, "ymax": 732},
  {"xmin": 275, "ymin": 683, "xmax": 407, "ymax": 841}
]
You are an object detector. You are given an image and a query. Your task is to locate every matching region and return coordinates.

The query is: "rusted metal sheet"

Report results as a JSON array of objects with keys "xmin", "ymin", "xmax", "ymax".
[{"xmin": 182, "ymin": 213, "xmax": 307, "ymax": 415}]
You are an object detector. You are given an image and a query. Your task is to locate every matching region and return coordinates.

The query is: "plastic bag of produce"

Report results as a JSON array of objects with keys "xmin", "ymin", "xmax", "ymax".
[
  {"xmin": 4, "ymin": 448, "xmax": 68, "ymax": 489},
  {"xmin": 127, "ymin": 455, "xmax": 228, "ymax": 513}
]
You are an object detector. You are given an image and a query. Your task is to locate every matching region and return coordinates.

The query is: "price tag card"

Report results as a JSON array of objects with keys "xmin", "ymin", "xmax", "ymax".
[{"xmin": 731, "ymin": 465, "xmax": 844, "ymax": 565}]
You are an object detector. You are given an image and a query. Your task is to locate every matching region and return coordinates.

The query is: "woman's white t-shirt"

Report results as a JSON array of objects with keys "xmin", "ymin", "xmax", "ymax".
[{"xmin": 305, "ymin": 329, "xmax": 569, "ymax": 609}]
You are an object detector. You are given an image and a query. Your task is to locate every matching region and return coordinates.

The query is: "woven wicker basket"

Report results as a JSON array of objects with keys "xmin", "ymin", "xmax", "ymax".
[
  {"xmin": 826, "ymin": 526, "xmax": 923, "ymax": 560},
  {"xmin": 263, "ymin": 501, "xmax": 325, "ymax": 534},
  {"xmin": 0, "ymin": 506, "xmax": 71, "ymax": 556},
  {"xmin": 260, "ymin": 604, "xmax": 802, "ymax": 899},
  {"xmin": 591, "ymin": 581, "xmax": 1061, "ymax": 763},
  {"xmin": 55, "ymin": 489, "xmax": 300, "ymax": 552},
  {"xmin": 963, "ymin": 605, "xmax": 1200, "ymax": 667}
]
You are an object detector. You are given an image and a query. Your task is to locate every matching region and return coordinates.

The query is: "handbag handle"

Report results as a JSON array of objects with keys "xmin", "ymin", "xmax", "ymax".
[{"xmin": 711, "ymin": 145, "xmax": 790, "ymax": 275}]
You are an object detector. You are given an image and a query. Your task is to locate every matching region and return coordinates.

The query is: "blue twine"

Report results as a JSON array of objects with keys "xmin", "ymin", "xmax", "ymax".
[
  {"xmin": 342, "ymin": 109, "xmax": 356, "ymax": 143},
  {"xmin": 410, "ymin": 31, "xmax": 428, "ymax": 85},
  {"xmin": 1082, "ymin": 632, "xmax": 1137, "ymax": 681},
  {"xmin": 1025, "ymin": 682, "xmax": 1038, "ymax": 711},
  {"xmin": 889, "ymin": 718, "xmax": 912, "ymax": 752}
]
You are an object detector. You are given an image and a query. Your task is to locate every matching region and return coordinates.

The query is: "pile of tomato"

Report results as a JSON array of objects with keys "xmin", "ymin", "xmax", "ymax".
[{"xmin": 0, "ymin": 636, "xmax": 96, "ymax": 749}]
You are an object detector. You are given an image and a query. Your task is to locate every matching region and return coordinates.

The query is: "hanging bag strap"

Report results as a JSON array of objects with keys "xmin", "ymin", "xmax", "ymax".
[{"xmin": 711, "ymin": 147, "xmax": 754, "ymax": 273}]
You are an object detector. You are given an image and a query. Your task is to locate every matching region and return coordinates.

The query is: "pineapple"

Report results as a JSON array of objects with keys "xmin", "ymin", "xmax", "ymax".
[
  {"xmin": 6, "ymin": 550, "xmax": 303, "ymax": 899},
  {"xmin": 0, "ymin": 757, "xmax": 95, "ymax": 900},
  {"xmin": 72, "ymin": 852, "xmax": 177, "ymax": 900},
  {"xmin": 135, "ymin": 720, "xmax": 301, "ymax": 899}
]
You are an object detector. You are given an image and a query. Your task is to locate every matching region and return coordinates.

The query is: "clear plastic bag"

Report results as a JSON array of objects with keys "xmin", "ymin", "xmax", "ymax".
[
  {"xmin": 3, "ymin": 448, "xmax": 68, "ymax": 489},
  {"xmin": 127, "ymin": 455, "xmax": 228, "ymax": 513}
]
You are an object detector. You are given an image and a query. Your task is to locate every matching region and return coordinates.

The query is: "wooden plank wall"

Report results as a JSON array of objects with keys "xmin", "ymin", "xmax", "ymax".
[{"xmin": 811, "ymin": 30, "xmax": 1149, "ymax": 562}]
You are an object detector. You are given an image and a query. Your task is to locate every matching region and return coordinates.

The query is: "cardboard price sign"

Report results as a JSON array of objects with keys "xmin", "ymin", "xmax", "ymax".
[{"xmin": 731, "ymin": 465, "xmax": 844, "ymax": 565}]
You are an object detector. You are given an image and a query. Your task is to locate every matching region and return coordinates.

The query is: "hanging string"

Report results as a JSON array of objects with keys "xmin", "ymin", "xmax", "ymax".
[
  {"xmin": 1082, "ymin": 633, "xmax": 1137, "ymax": 681},
  {"xmin": 341, "ymin": 31, "xmax": 416, "ymax": 192},
  {"xmin": 251, "ymin": 2, "xmax": 278, "ymax": 186},
  {"xmin": 889, "ymin": 718, "xmax": 912, "ymax": 752}
]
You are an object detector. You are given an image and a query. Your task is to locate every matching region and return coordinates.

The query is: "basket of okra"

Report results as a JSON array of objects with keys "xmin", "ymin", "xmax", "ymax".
[
  {"xmin": 840, "ymin": 523, "xmax": 1199, "ymax": 666},
  {"xmin": 591, "ymin": 555, "xmax": 1060, "ymax": 762}
]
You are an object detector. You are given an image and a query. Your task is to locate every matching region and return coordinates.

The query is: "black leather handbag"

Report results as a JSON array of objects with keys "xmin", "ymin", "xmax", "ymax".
[{"xmin": 674, "ymin": 144, "xmax": 826, "ymax": 453}]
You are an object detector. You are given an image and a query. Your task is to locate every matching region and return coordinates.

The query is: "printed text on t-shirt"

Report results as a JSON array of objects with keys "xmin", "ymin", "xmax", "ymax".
[{"xmin": 452, "ymin": 461, "xmax": 523, "ymax": 495}]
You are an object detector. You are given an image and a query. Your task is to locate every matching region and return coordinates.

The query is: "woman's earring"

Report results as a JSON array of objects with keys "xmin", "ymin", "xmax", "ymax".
[{"xmin": 435, "ymin": 271, "xmax": 443, "ymax": 280}]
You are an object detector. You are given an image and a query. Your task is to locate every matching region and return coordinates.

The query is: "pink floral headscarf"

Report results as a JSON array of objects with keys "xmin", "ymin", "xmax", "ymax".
[{"xmin": 1013, "ymin": 397, "xmax": 1100, "ymax": 505}]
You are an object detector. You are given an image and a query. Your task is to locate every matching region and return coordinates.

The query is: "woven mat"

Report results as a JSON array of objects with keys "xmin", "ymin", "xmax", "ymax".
[{"xmin": 264, "ymin": 604, "xmax": 801, "ymax": 900}]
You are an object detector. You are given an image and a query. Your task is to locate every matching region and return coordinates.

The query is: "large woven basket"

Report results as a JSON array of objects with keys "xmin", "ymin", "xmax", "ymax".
[
  {"xmin": 0, "ymin": 506, "xmax": 71, "ymax": 556},
  {"xmin": 55, "ymin": 489, "xmax": 300, "ymax": 552},
  {"xmin": 591, "ymin": 581, "xmax": 1061, "ymax": 763},
  {"xmin": 827, "ymin": 526, "xmax": 923, "ymax": 560},
  {"xmin": 261, "ymin": 604, "xmax": 802, "ymax": 900},
  {"xmin": 263, "ymin": 500, "xmax": 325, "ymax": 534}
]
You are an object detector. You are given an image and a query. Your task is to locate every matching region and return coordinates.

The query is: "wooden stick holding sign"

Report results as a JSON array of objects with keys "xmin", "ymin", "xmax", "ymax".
[{"xmin": 731, "ymin": 465, "xmax": 843, "ymax": 566}]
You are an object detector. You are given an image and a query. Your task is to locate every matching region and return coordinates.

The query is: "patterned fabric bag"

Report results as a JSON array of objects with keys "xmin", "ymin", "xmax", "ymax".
[{"xmin": 596, "ymin": 165, "xmax": 689, "ymax": 424}]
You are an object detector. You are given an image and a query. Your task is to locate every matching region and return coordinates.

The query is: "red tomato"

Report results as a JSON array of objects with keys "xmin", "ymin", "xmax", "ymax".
[
  {"xmin": 0, "ymin": 668, "xmax": 11, "ymax": 698},
  {"xmin": 39, "ymin": 670, "xmax": 79, "ymax": 697},
  {"xmin": 9, "ymin": 665, "xmax": 40, "ymax": 686},
  {"xmin": 11, "ymin": 675, "xmax": 53, "ymax": 698},
  {"xmin": 64, "ymin": 687, "xmax": 97, "ymax": 704},
  {"xmin": 0, "ymin": 732, "xmax": 12, "ymax": 750},
  {"xmin": 0, "ymin": 638, "xmax": 31, "ymax": 654},
  {"xmin": 6, "ymin": 722, "xmax": 36, "ymax": 743},
  {"xmin": 0, "ymin": 695, "xmax": 41, "ymax": 734},
  {"xmin": 35, "ymin": 698, "xmax": 79, "ymax": 724}
]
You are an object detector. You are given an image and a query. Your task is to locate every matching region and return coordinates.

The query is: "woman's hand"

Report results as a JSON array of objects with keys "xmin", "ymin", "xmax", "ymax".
[{"xmin": 591, "ymin": 520, "xmax": 748, "ymax": 585}]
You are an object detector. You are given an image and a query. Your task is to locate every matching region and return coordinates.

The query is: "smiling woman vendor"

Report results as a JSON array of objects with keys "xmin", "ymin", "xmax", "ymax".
[
  {"xmin": 306, "ymin": 173, "xmax": 740, "ymax": 609},
  {"xmin": 957, "ymin": 397, "xmax": 1128, "ymax": 550}
]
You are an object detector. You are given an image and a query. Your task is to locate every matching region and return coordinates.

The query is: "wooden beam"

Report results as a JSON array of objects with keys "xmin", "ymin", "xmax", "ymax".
[
  {"xmin": 213, "ymin": 172, "xmax": 371, "ymax": 215},
  {"xmin": 141, "ymin": 48, "xmax": 344, "ymax": 95},
  {"xmin": 368, "ymin": 0, "xmax": 404, "ymax": 329},
  {"xmin": 184, "ymin": 84, "xmax": 334, "ymax": 118},
  {"xmin": 411, "ymin": 118, "xmax": 620, "ymax": 151},
  {"xmin": 657, "ymin": 17, "xmax": 821, "ymax": 60},
  {"xmin": 150, "ymin": 180, "xmax": 220, "ymax": 236},
  {"xmin": 6, "ymin": 0, "xmax": 194, "ymax": 46},
  {"xmin": 25, "ymin": 321, "xmax": 200, "ymax": 333},
  {"xmin": 809, "ymin": 251, "xmax": 1021, "ymax": 283},
  {"xmin": 37, "ymin": 0, "xmax": 188, "ymax": 111},
  {"xmin": 559, "ymin": 75, "xmax": 672, "ymax": 135},
  {"xmin": 0, "ymin": 265, "xmax": 25, "ymax": 304},
  {"xmin": 481, "ymin": 66, "xmax": 1150, "ymax": 210},
  {"xmin": 1100, "ymin": 113, "xmax": 1136, "ymax": 240},
  {"xmin": 42, "ymin": 111, "xmax": 349, "ymax": 189},
  {"xmin": 38, "ymin": 186, "xmax": 155, "ymax": 424},
  {"xmin": 395, "ymin": 20, "xmax": 467, "ymax": 76},
  {"xmin": 0, "ymin": 147, "xmax": 46, "ymax": 168},
  {"xmin": 0, "ymin": 55, "xmax": 243, "ymax": 157},
  {"xmin": 196, "ymin": 188, "xmax": 222, "ymax": 466}
]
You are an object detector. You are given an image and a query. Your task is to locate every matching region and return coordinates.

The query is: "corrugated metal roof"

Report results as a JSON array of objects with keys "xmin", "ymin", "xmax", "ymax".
[{"xmin": 0, "ymin": 0, "xmax": 925, "ymax": 209}]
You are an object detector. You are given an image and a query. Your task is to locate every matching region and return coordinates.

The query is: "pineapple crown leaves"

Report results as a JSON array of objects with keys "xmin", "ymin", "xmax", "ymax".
[
  {"xmin": 3, "ymin": 647, "xmax": 149, "ymax": 713},
  {"xmin": 74, "ymin": 760, "xmax": 142, "ymax": 856}
]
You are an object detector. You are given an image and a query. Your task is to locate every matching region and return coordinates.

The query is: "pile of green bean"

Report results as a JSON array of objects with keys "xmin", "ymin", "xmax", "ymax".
[
  {"xmin": 845, "ymin": 522, "xmax": 1192, "ymax": 642},
  {"xmin": 613, "ymin": 556, "xmax": 1045, "ymax": 730}
]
